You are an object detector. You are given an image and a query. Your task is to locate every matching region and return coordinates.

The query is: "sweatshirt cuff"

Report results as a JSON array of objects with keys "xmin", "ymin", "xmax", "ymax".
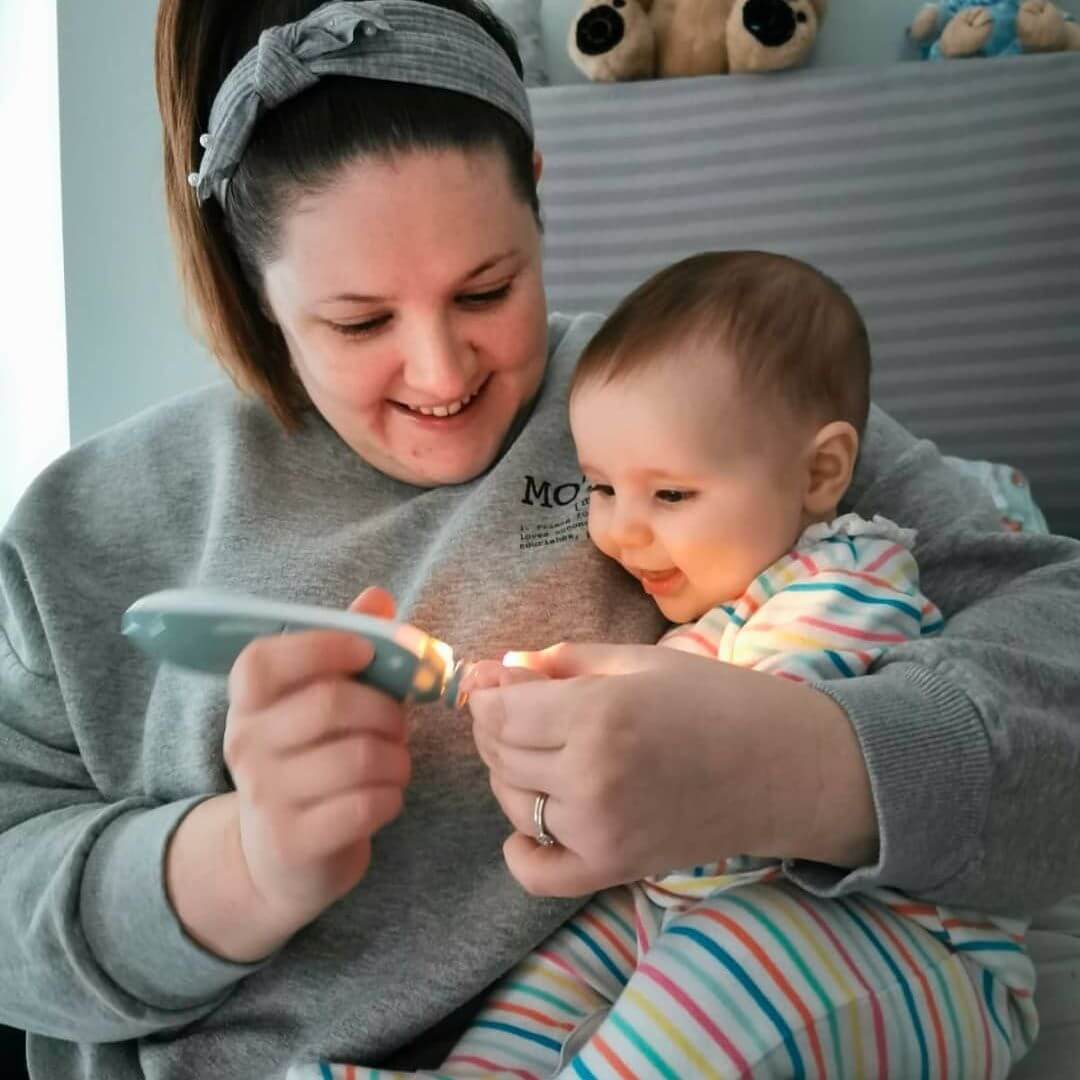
[
  {"xmin": 81, "ymin": 797, "xmax": 268, "ymax": 1011},
  {"xmin": 782, "ymin": 663, "xmax": 992, "ymax": 898}
]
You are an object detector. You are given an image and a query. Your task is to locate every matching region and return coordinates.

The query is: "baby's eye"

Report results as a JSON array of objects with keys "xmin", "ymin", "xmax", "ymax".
[
  {"xmin": 587, "ymin": 483, "xmax": 614, "ymax": 497},
  {"xmin": 656, "ymin": 490, "xmax": 693, "ymax": 503}
]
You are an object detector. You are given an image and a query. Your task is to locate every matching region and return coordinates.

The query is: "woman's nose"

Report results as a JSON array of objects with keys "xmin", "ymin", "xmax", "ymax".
[{"xmin": 402, "ymin": 316, "xmax": 474, "ymax": 400}]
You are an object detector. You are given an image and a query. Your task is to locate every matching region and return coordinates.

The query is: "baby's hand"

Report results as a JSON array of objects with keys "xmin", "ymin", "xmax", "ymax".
[{"xmin": 460, "ymin": 657, "xmax": 548, "ymax": 699}]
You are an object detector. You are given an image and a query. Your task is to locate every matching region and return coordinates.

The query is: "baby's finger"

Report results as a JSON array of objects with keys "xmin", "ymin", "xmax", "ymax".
[{"xmin": 460, "ymin": 660, "xmax": 547, "ymax": 697}]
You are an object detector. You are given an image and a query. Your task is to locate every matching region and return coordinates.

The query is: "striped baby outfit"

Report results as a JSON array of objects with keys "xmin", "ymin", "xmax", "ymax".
[
  {"xmin": 295, "ymin": 515, "xmax": 1037, "ymax": 1079},
  {"xmin": 644, "ymin": 512, "xmax": 946, "ymax": 903}
]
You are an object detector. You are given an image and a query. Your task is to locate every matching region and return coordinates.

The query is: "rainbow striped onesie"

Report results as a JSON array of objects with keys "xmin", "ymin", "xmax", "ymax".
[{"xmin": 296, "ymin": 514, "xmax": 1038, "ymax": 1080}]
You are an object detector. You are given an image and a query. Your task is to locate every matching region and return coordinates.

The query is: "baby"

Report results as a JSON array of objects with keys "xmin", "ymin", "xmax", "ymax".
[{"xmin": 300, "ymin": 251, "xmax": 1036, "ymax": 1079}]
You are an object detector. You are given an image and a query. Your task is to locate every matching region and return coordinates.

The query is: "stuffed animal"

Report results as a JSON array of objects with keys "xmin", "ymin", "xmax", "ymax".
[
  {"xmin": 909, "ymin": 0, "xmax": 1080, "ymax": 59},
  {"xmin": 568, "ymin": 0, "xmax": 827, "ymax": 82}
]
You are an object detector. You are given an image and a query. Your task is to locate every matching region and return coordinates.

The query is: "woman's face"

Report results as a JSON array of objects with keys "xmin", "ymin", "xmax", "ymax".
[{"xmin": 262, "ymin": 148, "xmax": 548, "ymax": 486}]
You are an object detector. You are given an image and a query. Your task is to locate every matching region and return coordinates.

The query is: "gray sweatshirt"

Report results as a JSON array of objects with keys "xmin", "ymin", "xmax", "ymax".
[{"xmin": 2, "ymin": 314, "xmax": 1079, "ymax": 1079}]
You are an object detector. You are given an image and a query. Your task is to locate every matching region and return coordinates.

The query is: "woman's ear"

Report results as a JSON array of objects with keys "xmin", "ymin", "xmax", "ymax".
[
  {"xmin": 532, "ymin": 150, "xmax": 544, "ymax": 185},
  {"xmin": 803, "ymin": 420, "xmax": 859, "ymax": 519}
]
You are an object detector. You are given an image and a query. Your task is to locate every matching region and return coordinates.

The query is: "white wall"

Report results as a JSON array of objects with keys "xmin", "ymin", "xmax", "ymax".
[
  {"xmin": 0, "ymin": 0, "xmax": 69, "ymax": 527},
  {"xmin": 56, "ymin": 0, "xmax": 221, "ymax": 450}
]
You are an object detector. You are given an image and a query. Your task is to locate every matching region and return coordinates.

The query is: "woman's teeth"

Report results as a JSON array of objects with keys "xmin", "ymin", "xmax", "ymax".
[{"xmin": 406, "ymin": 389, "xmax": 478, "ymax": 417}]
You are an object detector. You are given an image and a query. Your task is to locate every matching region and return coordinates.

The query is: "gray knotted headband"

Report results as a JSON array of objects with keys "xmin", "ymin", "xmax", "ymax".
[{"xmin": 188, "ymin": 0, "xmax": 534, "ymax": 209}]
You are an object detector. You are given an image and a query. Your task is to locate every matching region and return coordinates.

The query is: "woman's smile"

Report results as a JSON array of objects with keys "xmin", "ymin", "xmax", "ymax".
[{"xmin": 391, "ymin": 375, "xmax": 491, "ymax": 422}]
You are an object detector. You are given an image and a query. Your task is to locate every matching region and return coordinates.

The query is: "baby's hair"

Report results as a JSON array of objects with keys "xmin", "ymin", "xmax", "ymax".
[{"xmin": 569, "ymin": 251, "xmax": 871, "ymax": 437}]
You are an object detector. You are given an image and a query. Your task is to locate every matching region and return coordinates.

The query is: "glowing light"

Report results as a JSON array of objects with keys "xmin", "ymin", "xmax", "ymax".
[{"xmin": 430, "ymin": 638, "xmax": 456, "ymax": 669}]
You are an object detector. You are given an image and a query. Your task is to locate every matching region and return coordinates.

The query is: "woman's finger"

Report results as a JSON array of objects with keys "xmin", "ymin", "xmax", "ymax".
[
  {"xmin": 347, "ymin": 586, "xmax": 397, "ymax": 619},
  {"xmin": 469, "ymin": 680, "xmax": 572, "ymax": 751},
  {"xmin": 261, "ymin": 678, "xmax": 408, "ymax": 753},
  {"xmin": 291, "ymin": 785, "xmax": 406, "ymax": 857},
  {"xmin": 273, "ymin": 733, "xmax": 411, "ymax": 807},
  {"xmin": 487, "ymin": 777, "xmax": 606, "ymax": 897},
  {"xmin": 502, "ymin": 832, "xmax": 607, "ymax": 898},
  {"xmin": 229, "ymin": 630, "xmax": 375, "ymax": 713},
  {"xmin": 481, "ymin": 742, "xmax": 564, "ymax": 796},
  {"xmin": 489, "ymin": 774, "xmax": 566, "ymax": 838},
  {"xmin": 509, "ymin": 640, "xmax": 679, "ymax": 680},
  {"xmin": 459, "ymin": 659, "xmax": 546, "ymax": 697}
]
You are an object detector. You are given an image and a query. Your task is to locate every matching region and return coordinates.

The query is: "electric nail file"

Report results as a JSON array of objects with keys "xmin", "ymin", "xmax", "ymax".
[{"xmin": 121, "ymin": 589, "xmax": 468, "ymax": 706}]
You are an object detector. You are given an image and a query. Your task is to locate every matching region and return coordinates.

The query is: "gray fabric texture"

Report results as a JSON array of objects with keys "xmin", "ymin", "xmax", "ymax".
[
  {"xmin": 191, "ymin": 0, "xmax": 533, "ymax": 207},
  {"xmin": 529, "ymin": 53, "xmax": 1080, "ymax": 537},
  {"xmin": 2, "ymin": 313, "xmax": 1080, "ymax": 1078}
]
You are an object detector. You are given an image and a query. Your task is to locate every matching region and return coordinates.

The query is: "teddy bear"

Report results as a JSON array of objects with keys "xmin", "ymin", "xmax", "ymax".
[
  {"xmin": 909, "ymin": 0, "xmax": 1080, "ymax": 60},
  {"xmin": 568, "ymin": 0, "xmax": 827, "ymax": 82}
]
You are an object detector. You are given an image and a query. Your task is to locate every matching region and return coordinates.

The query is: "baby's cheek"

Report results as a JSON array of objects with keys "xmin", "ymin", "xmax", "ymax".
[{"xmin": 586, "ymin": 508, "xmax": 612, "ymax": 557}]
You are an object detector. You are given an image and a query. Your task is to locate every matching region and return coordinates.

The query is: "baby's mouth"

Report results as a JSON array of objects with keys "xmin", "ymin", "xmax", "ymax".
[
  {"xmin": 632, "ymin": 567, "xmax": 685, "ymax": 597},
  {"xmin": 629, "ymin": 565, "xmax": 679, "ymax": 581}
]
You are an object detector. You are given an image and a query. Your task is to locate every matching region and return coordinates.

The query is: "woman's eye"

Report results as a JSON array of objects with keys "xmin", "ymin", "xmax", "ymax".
[
  {"xmin": 656, "ymin": 490, "xmax": 692, "ymax": 503},
  {"xmin": 331, "ymin": 284, "xmax": 512, "ymax": 337},
  {"xmin": 458, "ymin": 283, "xmax": 512, "ymax": 306},
  {"xmin": 587, "ymin": 483, "xmax": 614, "ymax": 497},
  {"xmin": 332, "ymin": 315, "xmax": 391, "ymax": 338}
]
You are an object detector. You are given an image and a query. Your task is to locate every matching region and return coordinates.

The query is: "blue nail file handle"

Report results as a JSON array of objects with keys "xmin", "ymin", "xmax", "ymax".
[{"xmin": 121, "ymin": 589, "xmax": 463, "ymax": 705}]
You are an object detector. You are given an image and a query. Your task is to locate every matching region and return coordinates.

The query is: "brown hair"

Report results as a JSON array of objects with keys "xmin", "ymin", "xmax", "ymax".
[
  {"xmin": 155, "ymin": 0, "xmax": 537, "ymax": 429},
  {"xmin": 569, "ymin": 250, "xmax": 871, "ymax": 437}
]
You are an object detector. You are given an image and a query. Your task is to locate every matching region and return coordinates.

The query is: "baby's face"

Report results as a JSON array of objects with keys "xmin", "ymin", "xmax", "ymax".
[{"xmin": 570, "ymin": 355, "xmax": 812, "ymax": 624}]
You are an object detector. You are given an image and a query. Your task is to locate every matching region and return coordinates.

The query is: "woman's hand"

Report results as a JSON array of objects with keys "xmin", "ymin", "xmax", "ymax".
[
  {"xmin": 469, "ymin": 642, "xmax": 877, "ymax": 898},
  {"xmin": 225, "ymin": 586, "xmax": 408, "ymax": 924},
  {"xmin": 166, "ymin": 587, "xmax": 409, "ymax": 961}
]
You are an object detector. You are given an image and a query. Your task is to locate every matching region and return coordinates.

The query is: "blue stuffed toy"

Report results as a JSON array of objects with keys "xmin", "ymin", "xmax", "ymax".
[{"xmin": 909, "ymin": 0, "xmax": 1080, "ymax": 59}]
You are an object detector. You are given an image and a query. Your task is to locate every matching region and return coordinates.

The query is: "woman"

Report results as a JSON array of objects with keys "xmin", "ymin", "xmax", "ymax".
[{"xmin": 0, "ymin": 1, "xmax": 1077, "ymax": 1077}]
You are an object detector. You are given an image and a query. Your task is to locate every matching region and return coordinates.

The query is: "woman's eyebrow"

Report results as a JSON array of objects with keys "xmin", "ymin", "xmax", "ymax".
[
  {"xmin": 320, "ymin": 250, "xmax": 520, "ymax": 304},
  {"xmin": 463, "ymin": 250, "xmax": 518, "ymax": 280}
]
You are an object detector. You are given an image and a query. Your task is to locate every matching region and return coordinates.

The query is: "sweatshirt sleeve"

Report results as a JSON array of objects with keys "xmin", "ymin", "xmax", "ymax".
[
  {"xmin": 783, "ymin": 406, "xmax": 1080, "ymax": 916},
  {"xmin": 0, "ymin": 539, "xmax": 267, "ymax": 1041}
]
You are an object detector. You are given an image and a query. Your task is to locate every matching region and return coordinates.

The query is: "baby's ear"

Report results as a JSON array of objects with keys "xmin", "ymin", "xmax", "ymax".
[
  {"xmin": 803, "ymin": 420, "xmax": 858, "ymax": 519},
  {"xmin": 808, "ymin": 0, "xmax": 828, "ymax": 22}
]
